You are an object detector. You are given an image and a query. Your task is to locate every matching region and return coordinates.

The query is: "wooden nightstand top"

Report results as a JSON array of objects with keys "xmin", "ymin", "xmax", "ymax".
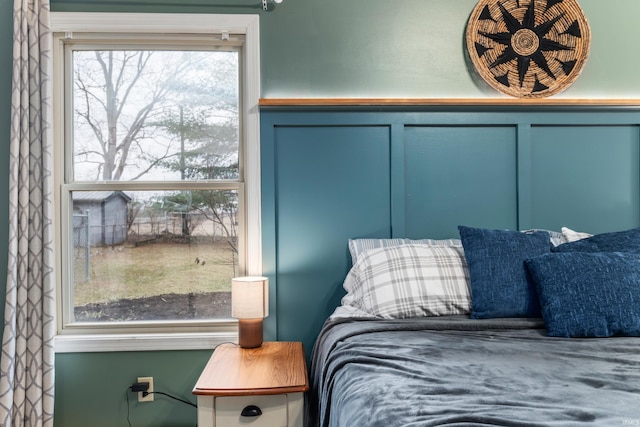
[{"xmin": 193, "ymin": 341, "xmax": 309, "ymax": 396}]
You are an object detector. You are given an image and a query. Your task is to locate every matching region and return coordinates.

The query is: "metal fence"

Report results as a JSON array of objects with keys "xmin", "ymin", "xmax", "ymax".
[
  {"xmin": 73, "ymin": 212, "xmax": 90, "ymax": 281},
  {"xmin": 73, "ymin": 211, "xmax": 237, "ymax": 249}
]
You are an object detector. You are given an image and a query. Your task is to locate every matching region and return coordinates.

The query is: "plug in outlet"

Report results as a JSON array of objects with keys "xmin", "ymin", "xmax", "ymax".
[{"xmin": 137, "ymin": 376, "xmax": 154, "ymax": 402}]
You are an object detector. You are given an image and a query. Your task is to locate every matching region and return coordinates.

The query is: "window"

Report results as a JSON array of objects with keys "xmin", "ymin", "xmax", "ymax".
[{"xmin": 51, "ymin": 13, "xmax": 262, "ymax": 352}]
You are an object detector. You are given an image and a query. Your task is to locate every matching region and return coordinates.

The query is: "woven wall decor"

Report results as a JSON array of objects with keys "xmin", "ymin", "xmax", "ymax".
[{"xmin": 466, "ymin": 0, "xmax": 590, "ymax": 98}]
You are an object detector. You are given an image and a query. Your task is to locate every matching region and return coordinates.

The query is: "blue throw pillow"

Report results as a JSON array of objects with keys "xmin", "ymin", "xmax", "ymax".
[
  {"xmin": 458, "ymin": 226, "xmax": 550, "ymax": 318},
  {"xmin": 525, "ymin": 252, "xmax": 640, "ymax": 338},
  {"xmin": 552, "ymin": 227, "xmax": 640, "ymax": 253}
]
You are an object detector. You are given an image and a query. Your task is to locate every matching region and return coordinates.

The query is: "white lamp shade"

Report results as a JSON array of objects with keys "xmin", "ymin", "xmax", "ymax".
[{"xmin": 231, "ymin": 276, "xmax": 269, "ymax": 319}]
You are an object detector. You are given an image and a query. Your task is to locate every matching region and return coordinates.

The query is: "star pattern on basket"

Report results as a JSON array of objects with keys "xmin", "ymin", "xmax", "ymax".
[
  {"xmin": 476, "ymin": 0, "xmax": 580, "ymax": 92},
  {"xmin": 466, "ymin": 0, "xmax": 590, "ymax": 98}
]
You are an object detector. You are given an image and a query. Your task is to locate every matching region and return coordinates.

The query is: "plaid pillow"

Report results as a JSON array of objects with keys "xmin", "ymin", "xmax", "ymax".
[
  {"xmin": 342, "ymin": 244, "xmax": 471, "ymax": 319},
  {"xmin": 348, "ymin": 238, "xmax": 462, "ymax": 265}
]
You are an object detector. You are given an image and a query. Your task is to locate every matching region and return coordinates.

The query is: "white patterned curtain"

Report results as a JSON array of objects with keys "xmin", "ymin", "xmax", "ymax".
[{"xmin": 0, "ymin": 0, "xmax": 55, "ymax": 426}]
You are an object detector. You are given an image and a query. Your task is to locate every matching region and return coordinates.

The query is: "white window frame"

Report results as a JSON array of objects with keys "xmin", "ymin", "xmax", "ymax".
[{"xmin": 51, "ymin": 12, "xmax": 262, "ymax": 353}]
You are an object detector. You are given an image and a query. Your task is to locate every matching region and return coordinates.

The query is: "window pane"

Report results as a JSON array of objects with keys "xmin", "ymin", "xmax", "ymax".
[
  {"xmin": 71, "ymin": 189, "xmax": 239, "ymax": 322},
  {"xmin": 72, "ymin": 50, "xmax": 239, "ymax": 181}
]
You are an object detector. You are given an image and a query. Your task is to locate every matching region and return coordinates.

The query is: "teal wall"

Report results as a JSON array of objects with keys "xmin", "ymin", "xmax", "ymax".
[
  {"xmin": 0, "ymin": 0, "xmax": 639, "ymax": 426},
  {"xmin": 46, "ymin": 0, "xmax": 640, "ymax": 98},
  {"xmin": 261, "ymin": 0, "xmax": 640, "ymax": 98}
]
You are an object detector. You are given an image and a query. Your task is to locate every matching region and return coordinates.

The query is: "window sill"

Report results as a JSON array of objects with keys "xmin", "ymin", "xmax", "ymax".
[{"xmin": 54, "ymin": 331, "xmax": 238, "ymax": 353}]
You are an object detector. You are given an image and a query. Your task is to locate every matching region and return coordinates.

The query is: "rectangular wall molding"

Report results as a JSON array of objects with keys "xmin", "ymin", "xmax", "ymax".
[{"xmin": 261, "ymin": 106, "xmax": 640, "ymax": 355}]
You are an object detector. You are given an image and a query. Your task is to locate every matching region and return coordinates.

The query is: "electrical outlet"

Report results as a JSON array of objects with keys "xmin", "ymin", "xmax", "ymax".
[{"xmin": 137, "ymin": 376, "xmax": 154, "ymax": 402}]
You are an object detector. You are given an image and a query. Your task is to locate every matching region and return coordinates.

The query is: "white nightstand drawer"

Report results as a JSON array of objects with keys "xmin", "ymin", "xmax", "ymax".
[
  {"xmin": 215, "ymin": 394, "xmax": 288, "ymax": 427},
  {"xmin": 193, "ymin": 342, "xmax": 308, "ymax": 427}
]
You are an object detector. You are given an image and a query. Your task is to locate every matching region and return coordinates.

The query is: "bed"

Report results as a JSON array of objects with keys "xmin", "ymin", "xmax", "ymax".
[{"xmin": 308, "ymin": 227, "xmax": 640, "ymax": 427}]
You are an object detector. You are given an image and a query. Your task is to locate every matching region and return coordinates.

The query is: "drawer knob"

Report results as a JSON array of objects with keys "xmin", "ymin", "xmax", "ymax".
[{"xmin": 241, "ymin": 405, "xmax": 262, "ymax": 417}]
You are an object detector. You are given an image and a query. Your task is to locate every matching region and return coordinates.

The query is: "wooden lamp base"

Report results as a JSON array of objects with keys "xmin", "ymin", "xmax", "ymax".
[{"xmin": 238, "ymin": 318, "xmax": 264, "ymax": 348}]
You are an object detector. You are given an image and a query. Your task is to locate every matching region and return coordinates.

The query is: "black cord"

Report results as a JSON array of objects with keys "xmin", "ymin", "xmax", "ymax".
[
  {"xmin": 126, "ymin": 386, "xmax": 196, "ymax": 427},
  {"xmin": 125, "ymin": 387, "xmax": 133, "ymax": 427},
  {"xmin": 124, "ymin": 342, "xmax": 240, "ymax": 425},
  {"xmin": 214, "ymin": 341, "xmax": 239, "ymax": 350},
  {"xmin": 142, "ymin": 391, "xmax": 197, "ymax": 407}
]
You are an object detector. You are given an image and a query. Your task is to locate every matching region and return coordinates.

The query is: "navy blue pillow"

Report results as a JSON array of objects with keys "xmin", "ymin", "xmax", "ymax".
[
  {"xmin": 553, "ymin": 227, "xmax": 640, "ymax": 253},
  {"xmin": 525, "ymin": 252, "xmax": 640, "ymax": 338},
  {"xmin": 458, "ymin": 226, "xmax": 550, "ymax": 319}
]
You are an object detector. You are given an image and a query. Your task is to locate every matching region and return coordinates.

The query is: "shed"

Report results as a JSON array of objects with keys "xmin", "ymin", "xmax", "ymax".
[{"xmin": 73, "ymin": 191, "xmax": 131, "ymax": 246}]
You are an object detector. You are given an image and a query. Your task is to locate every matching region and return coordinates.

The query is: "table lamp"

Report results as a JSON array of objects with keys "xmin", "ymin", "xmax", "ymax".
[{"xmin": 231, "ymin": 276, "xmax": 269, "ymax": 348}]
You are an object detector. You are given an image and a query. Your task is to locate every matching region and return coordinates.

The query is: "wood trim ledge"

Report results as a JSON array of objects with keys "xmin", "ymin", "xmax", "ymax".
[{"xmin": 259, "ymin": 98, "xmax": 640, "ymax": 107}]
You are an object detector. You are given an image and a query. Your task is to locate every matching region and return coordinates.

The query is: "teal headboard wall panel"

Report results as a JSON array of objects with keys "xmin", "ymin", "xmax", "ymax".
[
  {"xmin": 529, "ymin": 125, "xmax": 640, "ymax": 234},
  {"xmin": 404, "ymin": 125, "xmax": 518, "ymax": 238},
  {"xmin": 261, "ymin": 107, "xmax": 640, "ymax": 355},
  {"xmin": 267, "ymin": 125, "xmax": 392, "ymax": 346}
]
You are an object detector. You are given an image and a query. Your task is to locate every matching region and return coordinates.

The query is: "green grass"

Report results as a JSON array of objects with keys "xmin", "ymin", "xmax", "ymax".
[{"xmin": 73, "ymin": 241, "xmax": 236, "ymax": 305}]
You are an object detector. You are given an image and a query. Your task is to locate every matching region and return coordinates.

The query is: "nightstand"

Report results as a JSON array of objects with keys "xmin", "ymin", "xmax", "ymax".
[{"xmin": 193, "ymin": 341, "xmax": 309, "ymax": 427}]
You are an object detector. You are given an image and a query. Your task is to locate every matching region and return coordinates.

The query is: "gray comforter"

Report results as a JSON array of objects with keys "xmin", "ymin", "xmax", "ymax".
[{"xmin": 308, "ymin": 316, "xmax": 640, "ymax": 427}]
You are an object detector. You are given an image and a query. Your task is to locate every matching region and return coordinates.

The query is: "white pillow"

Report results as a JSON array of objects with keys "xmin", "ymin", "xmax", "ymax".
[
  {"xmin": 561, "ymin": 226, "xmax": 593, "ymax": 243},
  {"xmin": 341, "ymin": 244, "xmax": 471, "ymax": 319}
]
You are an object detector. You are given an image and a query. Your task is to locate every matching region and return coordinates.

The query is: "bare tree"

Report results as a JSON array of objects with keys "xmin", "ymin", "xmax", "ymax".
[
  {"xmin": 73, "ymin": 49, "xmax": 241, "ymax": 251},
  {"xmin": 73, "ymin": 50, "xmax": 191, "ymax": 181},
  {"xmin": 151, "ymin": 52, "xmax": 240, "ymax": 246}
]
